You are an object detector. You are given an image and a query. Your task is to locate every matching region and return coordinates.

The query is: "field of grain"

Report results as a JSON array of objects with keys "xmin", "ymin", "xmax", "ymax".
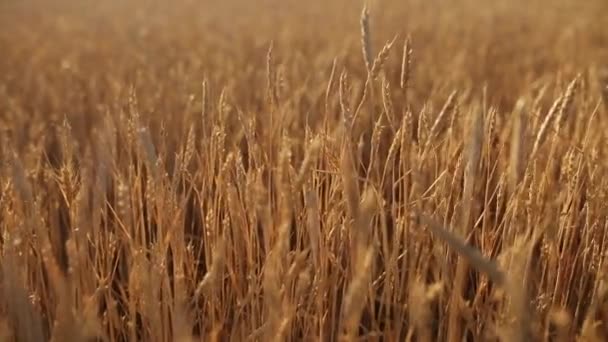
[{"xmin": 1, "ymin": 0, "xmax": 608, "ymax": 341}]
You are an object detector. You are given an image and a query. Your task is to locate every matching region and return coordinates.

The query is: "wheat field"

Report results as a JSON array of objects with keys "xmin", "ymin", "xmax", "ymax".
[{"xmin": 1, "ymin": 0, "xmax": 608, "ymax": 341}]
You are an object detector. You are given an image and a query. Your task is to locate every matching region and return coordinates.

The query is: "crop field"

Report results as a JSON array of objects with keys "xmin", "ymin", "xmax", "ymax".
[{"xmin": 1, "ymin": 0, "xmax": 608, "ymax": 341}]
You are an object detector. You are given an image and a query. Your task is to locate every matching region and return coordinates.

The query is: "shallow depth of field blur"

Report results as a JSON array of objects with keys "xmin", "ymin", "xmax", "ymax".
[{"xmin": 1, "ymin": 0, "xmax": 608, "ymax": 341}]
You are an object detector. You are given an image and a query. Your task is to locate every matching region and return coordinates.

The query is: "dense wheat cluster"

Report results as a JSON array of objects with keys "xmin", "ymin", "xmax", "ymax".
[{"xmin": 1, "ymin": 0, "xmax": 608, "ymax": 341}]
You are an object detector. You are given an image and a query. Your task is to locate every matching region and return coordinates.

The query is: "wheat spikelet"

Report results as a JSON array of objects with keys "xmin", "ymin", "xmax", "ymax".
[
  {"xmin": 381, "ymin": 117, "xmax": 404, "ymax": 183},
  {"xmin": 266, "ymin": 40, "xmax": 277, "ymax": 106},
  {"xmin": 262, "ymin": 216, "xmax": 292, "ymax": 340},
  {"xmin": 370, "ymin": 35, "xmax": 398, "ymax": 79},
  {"xmin": 59, "ymin": 115, "xmax": 74, "ymax": 167},
  {"xmin": 531, "ymin": 95, "xmax": 563, "ymax": 159},
  {"xmin": 294, "ymin": 136, "xmax": 321, "ymax": 189},
  {"xmin": 407, "ymin": 280, "xmax": 442, "ymax": 342},
  {"xmin": 182, "ymin": 125, "xmax": 196, "ymax": 171},
  {"xmin": 193, "ymin": 236, "xmax": 226, "ymax": 301},
  {"xmin": 201, "ymin": 79, "xmax": 208, "ymax": 120},
  {"xmin": 369, "ymin": 110, "xmax": 384, "ymax": 170},
  {"xmin": 417, "ymin": 104, "xmax": 430, "ymax": 145},
  {"xmin": 463, "ymin": 109, "xmax": 483, "ymax": 213},
  {"xmin": 497, "ymin": 234, "xmax": 536, "ymax": 342},
  {"xmin": 339, "ymin": 70, "xmax": 353, "ymax": 130},
  {"xmin": 341, "ymin": 142, "xmax": 360, "ymax": 221},
  {"xmin": 415, "ymin": 212, "xmax": 504, "ymax": 285},
  {"xmin": 137, "ymin": 126, "xmax": 159, "ymax": 182},
  {"xmin": 509, "ymin": 99, "xmax": 526, "ymax": 192},
  {"xmin": 554, "ymin": 75, "xmax": 581, "ymax": 134},
  {"xmin": 496, "ymin": 174, "xmax": 506, "ymax": 218},
  {"xmin": 446, "ymin": 108, "xmax": 483, "ymax": 341},
  {"xmin": 352, "ymin": 36, "xmax": 397, "ymax": 129},
  {"xmin": 341, "ymin": 188, "xmax": 377, "ymax": 339},
  {"xmin": 381, "ymin": 75, "xmax": 396, "ymax": 132},
  {"xmin": 360, "ymin": 5, "xmax": 372, "ymax": 72},
  {"xmin": 115, "ymin": 176, "xmax": 130, "ymax": 229},
  {"xmin": 305, "ymin": 189, "xmax": 321, "ymax": 266},
  {"xmin": 423, "ymin": 90, "xmax": 458, "ymax": 152},
  {"xmin": 486, "ymin": 106, "xmax": 497, "ymax": 143},
  {"xmin": 401, "ymin": 35, "xmax": 413, "ymax": 90},
  {"xmin": 325, "ymin": 57, "xmax": 338, "ymax": 115},
  {"xmin": 341, "ymin": 245, "xmax": 374, "ymax": 340}
]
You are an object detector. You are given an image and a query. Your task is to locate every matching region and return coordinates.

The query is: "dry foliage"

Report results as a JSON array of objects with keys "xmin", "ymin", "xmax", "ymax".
[{"xmin": 1, "ymin": 0, "xmax": 608, "ymax": 341}]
